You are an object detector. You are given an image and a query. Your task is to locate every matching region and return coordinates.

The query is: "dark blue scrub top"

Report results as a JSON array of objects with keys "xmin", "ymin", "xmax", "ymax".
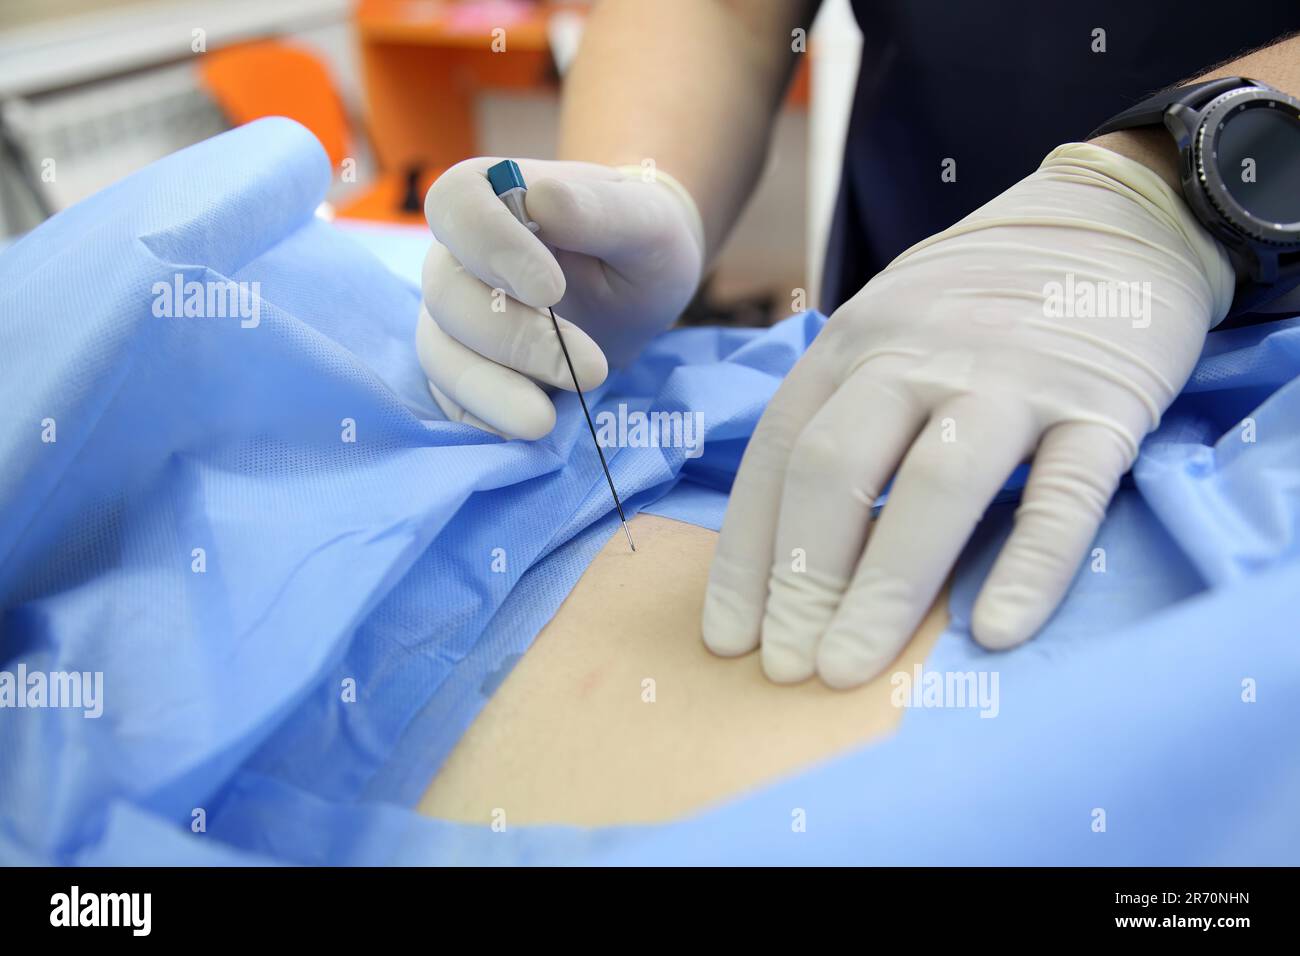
[{"xmin": 822, "ymin": 0, "xmax": 1300, "ymax": 310}]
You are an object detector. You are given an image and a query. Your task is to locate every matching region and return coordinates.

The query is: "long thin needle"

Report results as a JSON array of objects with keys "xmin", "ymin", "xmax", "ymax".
[{"xmin": 548, "ymin": 307, "xmax": 635, "ymax": 552}]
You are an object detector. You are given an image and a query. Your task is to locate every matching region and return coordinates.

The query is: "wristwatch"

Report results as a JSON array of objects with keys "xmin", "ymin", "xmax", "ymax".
[{"xmin": 1090, "ymin": 76, "xmax": 1300, "ymax": 320}]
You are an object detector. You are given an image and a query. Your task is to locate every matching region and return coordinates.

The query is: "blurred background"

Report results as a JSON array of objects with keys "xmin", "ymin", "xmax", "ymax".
[{"xmin": 0, "ymin": 0, "xmax": 863, "ymax": 322}]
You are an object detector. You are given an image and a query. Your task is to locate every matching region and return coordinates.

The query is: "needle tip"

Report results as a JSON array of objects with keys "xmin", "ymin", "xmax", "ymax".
[{"xmin": 623, "ymin": 521, "xmax": 636, "ymax": 553}]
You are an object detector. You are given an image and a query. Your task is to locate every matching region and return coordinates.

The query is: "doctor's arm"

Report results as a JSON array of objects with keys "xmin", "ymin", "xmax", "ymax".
[
  {"xmin": 1092, "ymin": 34, "xmax": 1300, "ymax": 197},
  {"xmin": 703, "ymin": 31, "xmax": 1300, "ymax": 688},
  {"xmin": 416, "ymin": 0, "xmax": 817, "ymax": 439},
  {"xmin": 559, "ymin": 0, "xmax": 819, "ymax": 260}
]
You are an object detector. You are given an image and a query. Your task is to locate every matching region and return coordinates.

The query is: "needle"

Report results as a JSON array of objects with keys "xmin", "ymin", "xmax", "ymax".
[
  {"xmin": 546, "ymin": 304, "xmax": 635, "ymax": 553},
  {"xmin": 486, "ymin": 159, "xmax": 635, "ymax": 552}
]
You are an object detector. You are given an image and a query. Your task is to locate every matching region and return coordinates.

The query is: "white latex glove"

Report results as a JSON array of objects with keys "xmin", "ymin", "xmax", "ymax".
[
  {"xmin": 417, "ymin": 158, "xmax": 705, "ymax": 439},
  {"xmin": 703, "ymin": 143, "xmax": 1235, "ymax": 689}
]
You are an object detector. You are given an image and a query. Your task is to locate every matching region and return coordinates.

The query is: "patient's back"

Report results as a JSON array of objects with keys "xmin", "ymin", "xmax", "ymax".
[{"xmin": 419, "ymin": 514, "xmax": 947, "ymax": 825}]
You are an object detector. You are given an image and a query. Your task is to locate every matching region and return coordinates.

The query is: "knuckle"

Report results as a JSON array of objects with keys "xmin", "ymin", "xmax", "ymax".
[
  {"xmin": 747, "ymin": 404, "xmax": 805, "ymax": 468},
  {"xmin": 788, "ymin": 425, "xmax": 851, "ymax": 484},
  {"xmin": 420, "ymin": 242, "xmax": 464, "ymax": 314},
  {"xmin": 422, "ymin": 166, "xmax": 463, "ymax": 221},
  {"xmin": 1031, "ymin": 461, "xmax": 1115, "ymax": 516},
  {"xmin": 906, "ymin": 444, "xmax": 975, "ymax": 499},
  {"xmin": 501, "ymin": 311, "xmax": 545, "ymax": 370}
]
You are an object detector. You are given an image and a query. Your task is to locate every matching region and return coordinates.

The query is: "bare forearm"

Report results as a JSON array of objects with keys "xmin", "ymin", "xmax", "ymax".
[
  {"xmin": 1091, "ymin": 33, "xmax": 1300, "ymax": 189},
  {"xmin": 559, "ymin": 0, "xmax": 817, "ymax": 260}
]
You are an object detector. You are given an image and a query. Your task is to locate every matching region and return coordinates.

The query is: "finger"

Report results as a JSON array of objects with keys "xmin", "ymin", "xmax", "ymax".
[
  {"xmin": 415, "ymin": 305, "xmax": 556, "ymax": 440},
  {"xmin": 817, "ymin": 396, "xmax": 1036, "ymax": 689},
  {"xmin": 971, "ymin": 420, "xmax": 1135, "ymax": 649},
  {"xmin": 422, "ymin": 242, "xmax": 607, "ymax": 391},
  {"xmin": 426, "ymin": 380, "xmax": 504, "ymax": 436},
  {"xmin": 701, "ymin": 339, "xmax": 845, "ymax": 658},
  {"xmin": 760, "ymin": 370, "xmax": 924, "ymax": 682},
  {"xmin": 525, "ymin": 176, "xmax": 687, "ymax": 274},
  {"xmin": 423, "ymin": 160, "xmax": 565, "ymax": 308}
]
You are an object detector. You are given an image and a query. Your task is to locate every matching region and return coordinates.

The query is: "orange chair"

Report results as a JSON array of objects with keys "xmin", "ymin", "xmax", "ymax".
[{"xmin": 197, "ymin": 40, "xmax": 353, "ymax": 169}]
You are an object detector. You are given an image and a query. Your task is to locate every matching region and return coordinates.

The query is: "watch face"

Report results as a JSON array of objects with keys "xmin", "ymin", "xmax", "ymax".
[
  {"xmin": 1195, "ymin": 88, "xmax": 1300, "ymax": 245},
  {"xmin": 1216, "ymin": 104, "xmax": 1300, "ymax": 225}
]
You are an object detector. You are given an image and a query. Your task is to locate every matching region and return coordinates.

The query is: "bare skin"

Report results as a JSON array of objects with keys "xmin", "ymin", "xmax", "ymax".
[
  {"xmin": 419, "ymin": 514, "xmax": 948, "ymax": 826},
  {"xmin": 559, "ymin": 0, "xmax": 818, "ymax": 261},
  {"xmin": 562, "ymin": 2, "xmax": 1300, "ymax": 266}
]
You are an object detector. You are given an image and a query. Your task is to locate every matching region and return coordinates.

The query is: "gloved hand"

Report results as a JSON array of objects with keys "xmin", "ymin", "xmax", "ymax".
[
  {"xmin": 417, "ymin": 158, "xmax": 705, "ymax": 439},
  {"xmin": 702, "ymin": 143, "xmax": 1235, "ymax": 688}
]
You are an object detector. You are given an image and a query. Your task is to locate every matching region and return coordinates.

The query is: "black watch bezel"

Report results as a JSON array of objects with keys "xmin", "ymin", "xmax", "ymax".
[{"xmin": 1183, "ymin": 86, "xmax": 1300, "ymax": 252}]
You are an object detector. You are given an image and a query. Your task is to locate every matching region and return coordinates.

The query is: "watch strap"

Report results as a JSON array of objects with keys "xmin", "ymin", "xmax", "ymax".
[{"xmin": 1088, "ymin": 76, "xmax": 1251, "ymax": 138}]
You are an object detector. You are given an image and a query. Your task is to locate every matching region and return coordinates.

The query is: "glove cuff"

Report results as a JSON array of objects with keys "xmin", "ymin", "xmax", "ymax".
[
  {"xmin": 1040, "ymin": 143, "xmax": 1236, "ymax": 327},
  {"xmin": 615, "ymin": 163, "xmax": 707, "ymax": 263}
]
